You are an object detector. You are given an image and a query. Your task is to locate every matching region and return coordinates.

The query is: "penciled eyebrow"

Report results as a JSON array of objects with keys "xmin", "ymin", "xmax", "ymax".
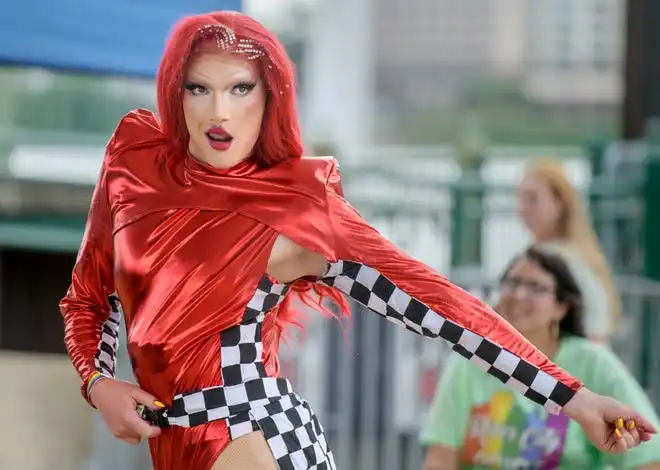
[{"xmin": 184, "ymin": 72, "xmax": 258, "ymax": 87}]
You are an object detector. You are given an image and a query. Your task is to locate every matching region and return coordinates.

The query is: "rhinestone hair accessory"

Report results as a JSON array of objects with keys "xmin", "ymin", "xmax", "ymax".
[
  {"xmin": 191, "ymin": 23, "xmax": 291, "ymax": 94},
  {"xmin": 195, "ymin": 24, "xmax": 266, "ymax": 61}
]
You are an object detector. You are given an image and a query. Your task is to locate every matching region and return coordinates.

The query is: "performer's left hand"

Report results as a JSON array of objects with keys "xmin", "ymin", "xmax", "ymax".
[{"xmin": 564, "ymin": 387, "xmax": 656, "ymax": 452}]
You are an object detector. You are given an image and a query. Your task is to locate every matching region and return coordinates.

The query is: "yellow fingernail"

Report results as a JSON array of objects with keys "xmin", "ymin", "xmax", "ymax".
[
  {"xmin": 154, "ymin": 401, "xmax": 165, "ymax": 408},
  {"xmin": 628, "ymin": 421, "xmax": 636, "ymax": 430},
  {"xmin": 617, "ymin": 418, "xmax": 624, "ymax": 429},
  {"xmin": 615, "ymin": 428, "xmax": 622, "ymax": 439}
]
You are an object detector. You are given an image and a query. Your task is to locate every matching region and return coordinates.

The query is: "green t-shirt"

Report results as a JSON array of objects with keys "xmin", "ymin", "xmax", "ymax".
[{"xmin": 419, "ymin": 337, "xmax": 660, "ymax": 469}]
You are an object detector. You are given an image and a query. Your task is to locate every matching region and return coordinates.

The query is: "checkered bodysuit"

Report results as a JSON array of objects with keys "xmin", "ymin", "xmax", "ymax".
[{"xmin": 60, "ymin": 110, "xmax": 584, "ymax": 470}]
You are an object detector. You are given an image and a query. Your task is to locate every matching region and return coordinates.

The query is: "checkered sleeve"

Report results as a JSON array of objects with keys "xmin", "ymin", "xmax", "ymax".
[
  {"xmin": 59, "ymin": 157, "xmax": 118, "ymax": 404},
  {"xmin": 321, "ymin": 160, "xmax": 583, "ymax": 415}
]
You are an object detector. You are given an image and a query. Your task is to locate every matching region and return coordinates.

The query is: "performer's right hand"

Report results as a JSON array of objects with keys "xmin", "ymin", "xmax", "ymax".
[{"xmin": 89, "ymin": 378, "xmax": 163, "ymax": 444}]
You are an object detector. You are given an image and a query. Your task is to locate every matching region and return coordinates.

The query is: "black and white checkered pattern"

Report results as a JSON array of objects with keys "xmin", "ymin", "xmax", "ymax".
[
  {"xmin": 219, "ymin": 275, "xmax": 290, "ymax": 386},
  {"xmin": 250, "ymin": 391, "xmax": 335, "ymax": 470},
  {"xmin": 220, "ymin": 315, "xmax": 268, "ymax": 386},
  {"xmin": 159, "ymin": 273, "xmax": 336, "ymax": 469},
  {"xmin": 166, "ymin": 376, "xmax": 292, "ymax": 427},
  {"xmin": 320, "ymin": 260, "xmax": 575, "ymax": 414},
  {"xmin": 94, "ymin": 292, "xmax": 123, "ymax": 377},
  {"xmin": 242, "ymin": 275, "xmax": 292, "ymax": 322}
]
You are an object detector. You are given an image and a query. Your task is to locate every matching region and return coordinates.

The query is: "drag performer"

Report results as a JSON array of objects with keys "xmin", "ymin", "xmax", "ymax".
[{"xmin": 60, "ymin": 11, "xmax": 655, "ymax": 470}]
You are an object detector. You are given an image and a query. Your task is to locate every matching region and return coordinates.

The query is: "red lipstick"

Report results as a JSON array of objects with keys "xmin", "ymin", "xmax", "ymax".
[{"xmin": 206, "ymin": 125, "xmax": 233, "ymax": 151}]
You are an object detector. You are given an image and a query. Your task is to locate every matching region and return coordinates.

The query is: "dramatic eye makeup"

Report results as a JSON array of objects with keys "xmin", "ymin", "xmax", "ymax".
[
  {"xmin": 184, "ymin": 82, "xmax": 208, "ymax": 95},
  {"xmin": 232, "ymin": 81, "xmax": 257, "ymax": 96},
  {"xmin": 183, "ymin": 80, "xmax": 257, "ymax": 97}
]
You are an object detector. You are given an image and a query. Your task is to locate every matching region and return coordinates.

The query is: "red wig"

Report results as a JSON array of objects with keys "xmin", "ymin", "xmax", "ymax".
[
  {"xmin": 156, "ymin": 11, "xmax": 303, "ymax": 165},
  {"xmin": 157, "ymin": 11, "xmax": 350, "ymax": 331}
]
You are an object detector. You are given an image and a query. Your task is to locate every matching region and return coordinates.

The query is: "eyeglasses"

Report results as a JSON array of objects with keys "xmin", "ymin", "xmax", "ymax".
[{"xmin": 499, "ymin": 277, "xmax": 554, "ymax": 296}]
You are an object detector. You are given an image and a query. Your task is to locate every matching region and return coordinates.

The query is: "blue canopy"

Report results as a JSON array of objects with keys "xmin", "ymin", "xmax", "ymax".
[{"xmin": 0, "ymin": 0, "xmax": 242, "ymax": 78}]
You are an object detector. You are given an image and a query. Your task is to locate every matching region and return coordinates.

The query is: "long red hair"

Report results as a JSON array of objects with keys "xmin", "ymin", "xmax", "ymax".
[
  {"xmin": 157, "ymin": 11, "xmax": 303, "ymax": 165},
  {"xmin": 156, "ymin": 11, "xmax": 350, "ymax": 334}
]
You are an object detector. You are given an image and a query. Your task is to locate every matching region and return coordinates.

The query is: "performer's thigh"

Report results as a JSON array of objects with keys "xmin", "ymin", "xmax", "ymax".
[{"xmin": 211, "ymin": 431, "xmax": 279, "ymax": 470}]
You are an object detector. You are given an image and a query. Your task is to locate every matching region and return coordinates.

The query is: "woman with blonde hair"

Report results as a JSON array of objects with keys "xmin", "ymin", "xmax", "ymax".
[{"xmin": 517, "ymin": 158, "xmax": 620, "ymax": 341}]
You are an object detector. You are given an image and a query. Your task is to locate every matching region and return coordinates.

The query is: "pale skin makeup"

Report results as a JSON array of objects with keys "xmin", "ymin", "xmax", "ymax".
[{"xmin": 182, "ymin": 52, "xmax": 265, "ymax": 170}]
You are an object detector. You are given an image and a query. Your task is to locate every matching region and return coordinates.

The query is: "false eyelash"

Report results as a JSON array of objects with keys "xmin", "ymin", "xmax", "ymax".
[
  {"xmin": 234, "ymin": 81, "xmax": 257, "ymax": 91},
  {"xmin": 183, "ymin": 82, "xmax": 205, "ymax": 92}
]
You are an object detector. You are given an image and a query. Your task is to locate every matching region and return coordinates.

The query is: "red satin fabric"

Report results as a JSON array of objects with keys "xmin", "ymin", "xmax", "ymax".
[{"xmin": 60, "ymin": 108, "xmax": 582, "ymax": 470}]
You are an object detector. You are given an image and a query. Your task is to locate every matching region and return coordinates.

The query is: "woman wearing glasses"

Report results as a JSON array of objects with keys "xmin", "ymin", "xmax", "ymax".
[{"xmin": 420, "ymin": 247, "xmax": 660, "ymax": 470}]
